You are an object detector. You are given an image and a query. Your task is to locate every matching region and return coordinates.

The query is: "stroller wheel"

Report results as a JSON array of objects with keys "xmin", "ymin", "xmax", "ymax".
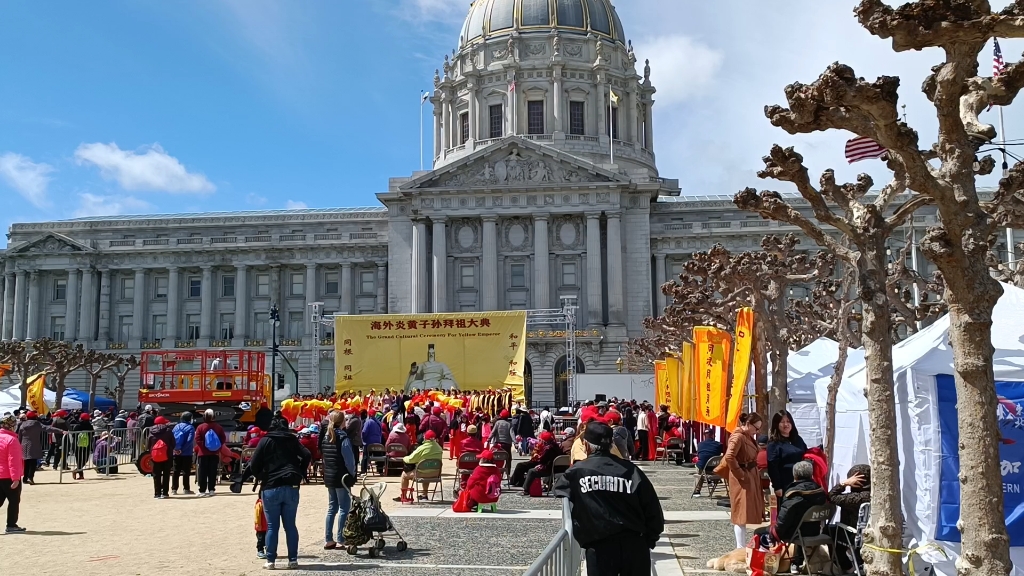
[
  {"xmin": 346, "ymin": 545, "xmax": 358, "ymax": 555},
  {"xmin": 376, "ymin": 538, "xmax": 386, "ymax": 550},
  {"xmin": 396, "ymin": 541, "xmax": 408, "ymax": 552},
  {"xmin": 368, "ymin": 547, "xmax": 379, "ymax": 558}
]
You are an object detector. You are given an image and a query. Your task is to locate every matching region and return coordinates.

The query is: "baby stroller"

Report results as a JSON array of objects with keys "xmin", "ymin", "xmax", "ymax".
[{"xmin": 343, "ymin": 482, "xmax": 407, "ymax": 557}]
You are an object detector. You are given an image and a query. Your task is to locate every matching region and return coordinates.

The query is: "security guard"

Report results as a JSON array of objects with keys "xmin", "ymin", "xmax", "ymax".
[{"xmin": 554, "ymin": 421, "xmax": 664, "ymax": 576}]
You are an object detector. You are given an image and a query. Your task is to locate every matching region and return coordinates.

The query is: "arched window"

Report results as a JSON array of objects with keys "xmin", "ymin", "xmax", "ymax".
[
  {"xmin": 524, "ymin": 360, "xmax": 533, "ymax": 407},
  {"xmin": 554, "ymin": 355, "xmax": 586, "ymax": 408}
]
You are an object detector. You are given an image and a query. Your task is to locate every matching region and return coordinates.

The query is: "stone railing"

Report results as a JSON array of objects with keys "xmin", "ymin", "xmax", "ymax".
[
  {"xmin": 107, "ymin": 342, "xmax": 128, "ymax": 350},
  {"xmin": 141, "ymin": 340, "xmax": 162, "ymax": 349},
  {"xmin": 211, "ymin": 339, "xmax": 231, "ymax": 347},
  {"xmin": 175, "ymin": 340, "xmax": 197, "ymax": 348},
  {"xmin": 280, "ymin": 234, "xmax": 306, "ymax": 242},
  {"xmin": 97, "ymin": 231, "xmax": 387, "ymax": 252},
  {"xmin": 245, "ymin": 339, "xmax": 266, "ymax": 347},
  {"xmin": 109, "ymin": 239, "xmax": 136, "ymax": 247}
]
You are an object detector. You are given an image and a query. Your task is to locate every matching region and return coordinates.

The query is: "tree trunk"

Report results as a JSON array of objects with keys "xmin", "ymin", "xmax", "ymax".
[
  {"xmin": 54, "ymin": 375, "xmax": 67, "ymax": 413},
  {"xmin": 768, "ymin": 340, "xmax": 788, "ymax": 415},
  {"xmin": 944, "ymin": 266, "xmax": 1010, "ymax": 576},
  {"xmin": 858, "ymin": 249, "xmax": 904, "ymax": 576},
  {"xmin": 88, "ymin": 373, "xmax": 100, "ymax": 413},
  {"xmin": 824, "ymin": 342, "xmax": 849, "ymax": 470},
  {"xmin": 115, "ymin": 377, "xmax": 126, "ymax": 408},
  {"xmin": 753, "ymin": 328, "xmax": 769, "ymax": 417}
]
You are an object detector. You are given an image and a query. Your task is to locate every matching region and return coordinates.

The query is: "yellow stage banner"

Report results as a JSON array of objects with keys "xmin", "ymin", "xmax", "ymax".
[
  {"xmin": 26, "ymin": 371, "xmax": 49, "ymax": 416},
  {"xmin": 694, "ymin": 326, "xmax": 732, "ymax": 427},
  {"xmin": 654, "ymin": 360, "xmax": 672, "ymax": 413},
  {"xmin": 664, "ymin": 355, "xmax": 683, "ymax": 417},
  {"xmin": 727, "ymin": 308, "xmax": 754, "ymax": 431},
  {"xmin": 334, "ymin": 311, "xmax": 527, "ymax": 399},
  {"xmin": 679, "ymin": 342, "xmax": 696, "ymax": 421}
]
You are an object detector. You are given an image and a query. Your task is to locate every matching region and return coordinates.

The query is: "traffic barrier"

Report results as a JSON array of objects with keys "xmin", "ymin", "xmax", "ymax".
[
  {"xmin": 57, "ymin": 427, "xmax": 150, "ymax": 482},
  {"xmin": 523, "ymin": 498, "xmax": 582, "ymax": 576}
]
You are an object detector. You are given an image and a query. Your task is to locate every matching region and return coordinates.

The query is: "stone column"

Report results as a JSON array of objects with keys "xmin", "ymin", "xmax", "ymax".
[
  {"xmin": 508, "ymin": 79, "xmax": 517, "ymax": 136},
  {"xmin": 644, "ymin": 98, "xmax": 654, "ymax": 150},
  {"xmin": 304, "ymin": 263, "xmax": 317, "ymax": 336},
  {"xmin": 441, "ymin": 93, "xmax": 452, "ymax": 152},
  {"xmin": 0, "ymin": 277, "xmax": 5, "ymax": 341},
  {"xmin": 606, "ymin": 212, "xmax": 625, "ymax": 325},
  {"xmin": 234, "ymin": 264, "xmax": 248, "ymax": 341},
  {"xmin": 78, "ymin": 269, "xmax": 95, "ymax": 341},
  {"xmin": 585, "ymin": 212, "xmax": 603, "ymax": 326},
  {"xmin": 482, "ymin": 215, "xmax": 498, "ymax": 310},
  {"xmin": 376, "ymin": 262, "xmax": 388, "ymax": 313},
  {"xmin": 433, "ymin": 108, "xmax": 442, "ymax": 164},
  {"xmin": 432, "ymin": 218, "xmax": 447, "ymax": 313},
  {"xmin": 97, "ymin": 269, "xmax": 111, "ymax": 342},
  {"xmin": 467, "ymin": 80, "xmax": 477, "ymax": 143},
  {"xmin": 534, "ymin": 214, "xmax": 550, "ymax": 309},
  {"xmin": 131, "ymin": 268, "xmax": 146, "ymax": 341},
  {"xmin": 65, "ymin": 270, "xmax": 79, "ymax": 341},
  {"xmin": 199, "ymin": 265, "xmax": 213, "ymax": 340},
  {"xmin": 655, "ymin": 253, "xmax": 667, "ymax": 315},
  {"xmin": 624, "ymin": 89, "xmax": 635, "ymax": 144},
  {"xmin": 552, "ymin": 65, "xmax": 563, "ymax": 133},
  {"xmin": 165, "ymin": 266, "xmax": 179, "ymax": 346},
  {"xmin": 12, "ymin": 271, "xmax": 27, "ymax": 340},
  {"xmin": 596, "ymin": 78, "xmax": 607, "ymax": 138},
  {"xmin": 26, "ymin": 271, "xmax": 40, "ymax": 340},
  {"xmin": 411, "ymin": 220, "xmax": 428, "ymax": 313},
  {"xmin": 1, "ymin": 273, "xmax": 12, "ymax": 340},
  {"xmin": 269, "ymin": 264, "xmax": 281, "ymax": 306},
  {"xmin": 340, "ymin": 263, "xmax": 353, "ymax": 315}
]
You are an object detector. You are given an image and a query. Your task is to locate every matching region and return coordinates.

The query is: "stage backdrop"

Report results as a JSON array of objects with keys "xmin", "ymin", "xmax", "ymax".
[
  {"xmin": 334, "ymin": 311, "xmax": 527, "ymax": 399},
  {"xmin": 937, "ymin": 374, "xmax": 1024, "ymax": 545}
]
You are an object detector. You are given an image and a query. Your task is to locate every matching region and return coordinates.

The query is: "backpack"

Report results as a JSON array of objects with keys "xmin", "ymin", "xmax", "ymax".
[
  {"xmin": 77, "ymin": 432, "xmax": 90, "ymax": 448},
  {"xmin": 485, "ymin": 472, "xmax": 502, "ymax": 500},
  {"xmin": 204, "ymin": 428, "xmax": 222, "ymax": 451},
  {"xmin": 152, "ymin": 439, "xmax": 169, "ymax": 462}
]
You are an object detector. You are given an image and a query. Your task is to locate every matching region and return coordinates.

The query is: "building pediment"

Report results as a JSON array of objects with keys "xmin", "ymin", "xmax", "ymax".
[
  {"xmin": 9, "ymin": 233, "xmax": 93, "ymax": 255},
  {"xmin": 399, "ymin": 136, "xmax": 628, "ymax": 192}
]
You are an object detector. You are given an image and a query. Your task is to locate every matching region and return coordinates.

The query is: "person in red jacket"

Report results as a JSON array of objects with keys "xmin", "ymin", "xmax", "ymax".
[
  {"xmin": 194, "ymin": 409, "xmax": 227, "ymax": 497},
  {"xmin": 460, "ymin": 425, "xmax": 485, "ymax": 454},
  {"xmin": 464, "ymin": 449, "xmax": 502, "ymax": 509}
]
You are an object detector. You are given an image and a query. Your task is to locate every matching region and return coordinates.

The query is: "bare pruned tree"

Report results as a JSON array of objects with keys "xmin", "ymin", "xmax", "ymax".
[
  {"xmin": 0, "ymin": 340, "xmax": 53, "ymax": 406},
  {"xmin": 107, "ymin": 355, "xmax": 139, "ymax": 409},
  {"xmin": 81, "ymin": 351, "xmax": 123, "ymax": 413}
]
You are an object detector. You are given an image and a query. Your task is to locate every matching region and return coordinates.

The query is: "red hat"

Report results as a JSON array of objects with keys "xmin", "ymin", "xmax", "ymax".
[
  {"xmin": 25, "ymin": 411, "xmax": 38, "ymax": 419},
  {"xmin": 424, "ymin": 430, "xmax": 437, "ymax": 441},
  {"xmin": 499, "ymin": 410, "xmax": 510, "ymax": 419},
  {"xmin": 154, "ymin": 416, "xmax": 169, "ymax": 425},
  {"xmin": 604, "ymin": 411, "xmax": 622, "ymax": 425},
  {"xmin": 539, "ymin": 431, "xmax": 555, "ymax": 442},
  {"xmin": 80, "ymin": 413, "xmax": 91, "ymax": 421},
  {"xmin": 479, "ymin": 449, "xmax": 494, "ymax": 461},
  {"xmin": 368, "ymin": 409, "xmax": 377, "ymax": 417},
  {"xmin": 55, "ymin": 410, "xmax": 68, "ymax": 418},
  {"xmin": 432, "ymin": 406, "xmax": 442, "ymax": 416}
]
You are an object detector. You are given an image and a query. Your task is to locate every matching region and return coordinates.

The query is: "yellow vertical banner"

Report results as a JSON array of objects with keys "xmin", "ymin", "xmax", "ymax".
[
  {"xmin": 679, "ymin": 342, "xmax": 695, "ymax": 421},
  {"xmin": 26, "ymin": 371, "xmax": 50, "ymax": 416},
  {"xmin": 727, "ymin": 308, "xmax": 754, "ymax": 431},
  {"xmin": 693, "ymin": 326, "xmax": 732, "ymax": 427},
  {"xmin": 654, "ymin": 360, "xmax": 669, "ymax": 411},
  {"xmin": 664, "ymin": 356, "xmax": 683, "ymax": 416}
]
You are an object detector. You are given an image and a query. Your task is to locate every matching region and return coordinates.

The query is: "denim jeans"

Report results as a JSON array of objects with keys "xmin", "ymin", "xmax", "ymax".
[
  {"xmin": 325, "ymin": 486, "xmax": 351, "ymax": 543},
  {"xmin": 262, "ymin": 486, "xmax": 300, "ymax": 563}
]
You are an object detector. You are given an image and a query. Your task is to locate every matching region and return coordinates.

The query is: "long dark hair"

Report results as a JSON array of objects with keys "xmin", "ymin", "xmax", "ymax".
[{"xmin": 769, "ymin": 410, "xmax": 802, "ymax": 443}]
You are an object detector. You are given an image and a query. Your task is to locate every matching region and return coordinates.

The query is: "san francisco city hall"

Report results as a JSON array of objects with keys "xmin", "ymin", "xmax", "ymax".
[{"xmin": 0, "ymin": 0, "xmax": 961, "ymax": 406}]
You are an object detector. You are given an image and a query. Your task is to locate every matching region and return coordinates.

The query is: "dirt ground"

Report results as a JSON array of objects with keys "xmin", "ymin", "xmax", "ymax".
[{"xmin": 1, "ymin": 466, "xmax": 441, "ymax": 576}]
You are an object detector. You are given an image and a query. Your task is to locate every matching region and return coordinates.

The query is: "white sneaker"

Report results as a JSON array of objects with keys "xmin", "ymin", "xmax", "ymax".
[
  {"xmin": 172, "ymin": 490, "xmax": 178, "ymax": 496},
  {"xmin": 285, "ymin": 561, "xmax": 298, "ymax": 570},
  {"xmin": 262, "ymin": 561, "xmax": 276, "ymax": 570}
]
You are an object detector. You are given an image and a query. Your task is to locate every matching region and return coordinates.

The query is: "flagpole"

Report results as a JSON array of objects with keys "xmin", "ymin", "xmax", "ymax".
[
  {"xmin": 419, "ymin": 91, "xmax": 425, "ymax": 171},
  {"xmin": 609, "ymin": 82, "xmax": 615, "ymax": 165}
]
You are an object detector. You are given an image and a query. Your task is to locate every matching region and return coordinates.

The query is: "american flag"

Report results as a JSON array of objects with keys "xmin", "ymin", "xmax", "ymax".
[
  {"xmin": 845, "ymin": 136, "xmax": 888, "ymax": 163},
  {"xmin": 994, "ymin": 38, "xmax": 1006, "ymax": 78}
]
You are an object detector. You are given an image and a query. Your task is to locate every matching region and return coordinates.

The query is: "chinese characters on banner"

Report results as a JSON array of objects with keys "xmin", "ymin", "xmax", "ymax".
[
  {"xmin": 664, "ymin": 355, "xmax": 684, "ymax": 417},
  {"xmin": 693, "ymin": 326, "xmax": 732, "ymax": 427},
  {"xmin": 334, "ymin": 311, "xmax": 527, "ymax": 401},
  {"xmin": 726, "ymin": 308, "xmax": 754, "ymax": 431},
  {"xmin": 678, "ymin": 342, "xmax": 696, "ymax": 421},
  {"xmin": 654, "ymin": 360, "xmax": 672, "ymax": 413}
]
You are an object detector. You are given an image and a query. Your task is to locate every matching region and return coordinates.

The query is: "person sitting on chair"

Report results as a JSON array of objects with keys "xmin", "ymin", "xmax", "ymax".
[
  {"xmin": 753, "ymin": 461, "xmax": 826, "ymax": 570},
  {"xmin": 691, "ymin": 429, "xmax": 724, "ymax": 497},
  {"xmin": 464, "ymin": 449, "xmax": 502, "ymax": 509},
  {"xmin": 395, "ymin": 430, "xmax": 442, "ymax": 502},
  {"xmin": 825, "ymin": 465, "xmax": 871, "ymax": 572},
  {"xmin": 460, "ymin": 425, "xmax": 484, "ymax": 454}
]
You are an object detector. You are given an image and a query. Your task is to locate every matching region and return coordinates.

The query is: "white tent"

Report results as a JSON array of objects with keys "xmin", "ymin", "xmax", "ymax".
[
  {"xmin": 0, "ymin": 385, "xmax": 82, "ymax": 415},
  {"xmin": 815, "ymin": 282, "xmax": 1024, "ymax": 576}
]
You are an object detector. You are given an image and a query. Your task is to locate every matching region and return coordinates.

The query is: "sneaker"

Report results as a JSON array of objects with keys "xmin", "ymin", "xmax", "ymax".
[
  {"xmin": 154, "ymin": 495, "xmax": 161, "ymax": 499},
  {"xmin": 183, "ymin": 490, "xmax": 195, "ymax": 495},
  {"xmin": 158, "ymin": 495, "xmax": 168, "ymax": 499},
  {"xmin": 172, "ymin": 490, "xmax": 178, "ymax": 496},
  {"xmin": 691, "ymin": 493, "xmax": 703, "ymax": 498},
  {"xmin": 6, "ymin": 526, "xmax": 26, "ymax": 533},
  {"xmin": 262, "ymin": 561, "xmax": 276, "ymax": 570},
  {"xmin": 199, "ymin": 492, "xmax": 208, "ymax": 498},
  {"xmin": 286, "ymin": 561, "xmax": 298, "ymax": 570},
  {"xmin": 257, "ymin": 551, "xmax": 267, "ymax": 559}
]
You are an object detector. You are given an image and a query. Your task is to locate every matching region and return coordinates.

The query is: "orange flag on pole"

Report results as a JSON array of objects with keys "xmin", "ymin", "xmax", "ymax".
[
  {"xmin": 693, "ymin": 327, "xmax": 732, "ymax": 427},
  {"xmin": 727, "ymin": 308, "xmax": 754, "ymax": 431},
  {"xmin": 678, "ymin": 342, "xmax": 696, "ymax": 421}
]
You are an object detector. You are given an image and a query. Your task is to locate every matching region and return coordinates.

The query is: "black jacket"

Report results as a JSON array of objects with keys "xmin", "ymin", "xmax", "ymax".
[
  {"xmin": 146, "ymin": 423, "xmax": 176, "ymax": 461},
  {"xmin": 246, "ymin": 431, "xmax": 311, "ymax": 490},
  {"xmin": 773, "ymin": 479, "xmax": 827, "ymax": 542},
  {"xmin": 319, "ymin": 429, "xmax": 356, "ymax": 489},
  {"xmin": 554, "ymin": 451, "xmax": 664, "ymax": 548},
  {"xmin": 766, "ymin": 436, "xmax": 808, "ymax": 492},
  {"xmin": 514, "ymin": 413, "xmax": 535, "ymax": 438}
]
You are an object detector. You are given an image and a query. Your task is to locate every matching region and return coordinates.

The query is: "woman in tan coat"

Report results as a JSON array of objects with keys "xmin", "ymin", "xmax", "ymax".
[{"xmin": 721, "ymin": 412, "xmax": 764, "ymax": 549}]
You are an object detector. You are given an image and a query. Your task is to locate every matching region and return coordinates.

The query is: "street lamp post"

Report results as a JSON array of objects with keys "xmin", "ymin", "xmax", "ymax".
[{"xmin": 269, "ymin": 303, "xmax": 280, "ymax": 414}]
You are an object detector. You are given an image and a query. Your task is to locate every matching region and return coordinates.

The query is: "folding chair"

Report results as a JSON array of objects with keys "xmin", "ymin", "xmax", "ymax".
[
  {"xmin": 491, "ymin": 449, "xmax": 511, "ymax": 486},
  {"xmin": 693, "ymin": 455, "xmax": 727, "ymax": 498},
  {"xmin": 547, "ymin": 454, "xmax": 571, "ymax": 492},
  {"xmin": 787, "ymin": 504, "xmax": 836, "ymax": 575},
  {"xmin": 414, "ymin": 458, "xmax": 444, "ymax": 502},
  {"xmin": 663, "ymin": 438, "xmax": 685, "ymax": 465},
  {"xmin": 365, "ymin": 443, "xmax": 387, "ymax": 476},
  {"xmin": 452, "ymin": 451, "xmax": 479, "ymax": 495},
  {"xmin": 385, "ymin": 443, "xmax": 408, "ymax": 476},
  {"xmin": 654, "ymin": 436, "xmax": 666, "ymax": 461},
  {"xmin": 831, "ymin": 502, "xmax": 870, "ymax": 576}
]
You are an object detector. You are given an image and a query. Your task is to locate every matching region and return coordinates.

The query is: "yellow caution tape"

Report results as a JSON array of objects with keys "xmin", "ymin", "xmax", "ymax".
[{"xmin": 862, "ymin": 542, "xmax": 948, "ymax": 576}]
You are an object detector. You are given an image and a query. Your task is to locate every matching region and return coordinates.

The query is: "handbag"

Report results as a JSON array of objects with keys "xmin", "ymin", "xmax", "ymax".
[
  {"xmin": 452, "ymin": 489, "xmax": 473, "ymax": 513},
  {"xmin": 746, "ymin": 534, "xmax": 784, "ymax": 576}
]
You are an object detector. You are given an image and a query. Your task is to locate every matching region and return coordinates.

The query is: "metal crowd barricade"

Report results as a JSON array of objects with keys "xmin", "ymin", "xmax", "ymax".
[
  {"xmin": 523, "ymin": 498, "xmax": 583, "ymax": 576},
  {"xmin": 57, "ymin": 427, "xmax": 151, "ymax": 483}
]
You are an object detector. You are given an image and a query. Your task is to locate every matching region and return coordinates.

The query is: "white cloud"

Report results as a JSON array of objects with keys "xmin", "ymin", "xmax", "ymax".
[
  {"xmin": 396, "ymin": 0, "xmax": 465, "ymax": 23},
  {"xmin": 246, "ymin": 193, "xmax": 268, "ymax": 206},
  {"xmin": 74, "ymin": 142, "xmax": 215, "ymax": 193},
  {"xmin": 632, "ymin": 35, "xmax": 723, "ymax": 105},
  {"xmin": 0, "ymin": 153, "xmax": 54, "ymax": 208},
  {"xmin": 285, "ymin": 200, "xmax": 308, "ymax": 209},
  {"xmin": 73, "ymin": 193, "xmax": 154, "ymax": 218}
]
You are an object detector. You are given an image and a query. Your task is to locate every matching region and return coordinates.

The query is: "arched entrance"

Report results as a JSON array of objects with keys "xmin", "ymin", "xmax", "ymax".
[
  {"xmin": 524, "ymin": 360, "xmax": 533, "ymax": 407},
  {"xmin": 554, "ymin": 355, "xmax": 586, "ymax": 409}
]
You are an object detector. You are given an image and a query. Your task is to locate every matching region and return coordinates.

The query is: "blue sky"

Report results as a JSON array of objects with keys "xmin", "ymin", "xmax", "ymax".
[{"xmin": 2, "ymin": 1, "xmax": 1022, "ymax": 246}]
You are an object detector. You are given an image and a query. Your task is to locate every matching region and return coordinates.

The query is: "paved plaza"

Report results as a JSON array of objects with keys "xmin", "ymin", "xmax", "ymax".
[{"xmin": 2, "ymin": 456, "xmax": 738, "ymax": 576}]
